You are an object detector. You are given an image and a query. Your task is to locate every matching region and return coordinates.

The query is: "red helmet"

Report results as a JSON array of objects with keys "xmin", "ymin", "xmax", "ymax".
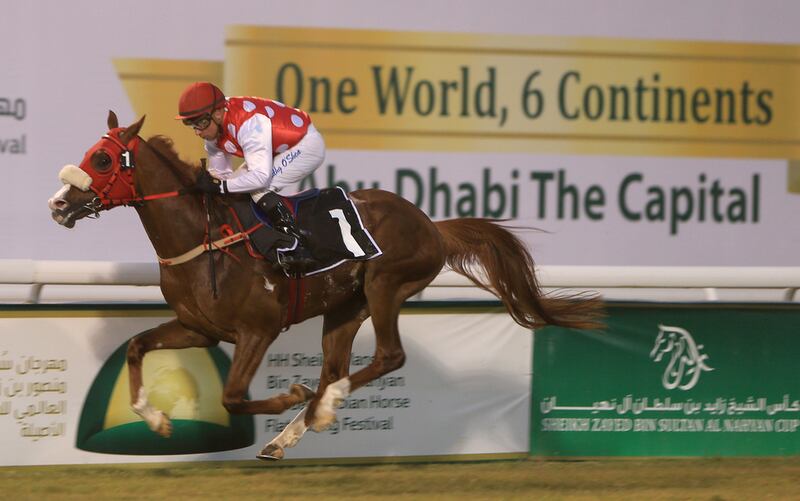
[{"xmin": 175, "ymin": 82, "xmax": 226, "ymax": 120}]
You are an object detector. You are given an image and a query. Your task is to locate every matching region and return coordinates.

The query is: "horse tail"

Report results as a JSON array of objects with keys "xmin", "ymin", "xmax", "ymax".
[{"xmin": 435, "ymin": 218, "xmax": 604, "ymax": 330}]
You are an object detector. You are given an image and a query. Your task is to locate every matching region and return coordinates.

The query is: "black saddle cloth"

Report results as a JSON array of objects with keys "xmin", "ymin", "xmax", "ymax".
[{"xmin": 253, "ymin": 187, "xmax": 383, "ymax": 276}]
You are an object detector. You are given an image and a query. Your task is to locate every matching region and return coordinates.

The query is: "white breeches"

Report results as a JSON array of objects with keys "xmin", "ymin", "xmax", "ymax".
[{"xmin": 250, "ymin": 124, "xmax": 326, "ymax": 201}]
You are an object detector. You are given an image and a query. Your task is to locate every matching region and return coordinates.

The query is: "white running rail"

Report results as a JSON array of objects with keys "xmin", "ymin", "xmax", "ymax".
[{"xmin": 1, "ymin": 260, "xmax": 799, "ymax": 304}]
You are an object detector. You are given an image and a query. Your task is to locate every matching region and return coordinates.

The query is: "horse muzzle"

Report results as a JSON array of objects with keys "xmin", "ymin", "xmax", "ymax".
[{"xmin": 48, "ymin": 185, "xmax": 101, "ymax": 228}]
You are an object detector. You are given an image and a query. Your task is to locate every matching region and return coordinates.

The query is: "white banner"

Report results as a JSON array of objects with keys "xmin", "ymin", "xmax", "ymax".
[
  {"xmin": 0, "ymin": 308, "xmax": 531, "ymax": 465},
  {"xmin": 302, "ymin": 152, "xmax": 796, "ymax": 265},
  {"xmin": 3, "ymin": 1, "xmax": 800, "ymax": 266}
]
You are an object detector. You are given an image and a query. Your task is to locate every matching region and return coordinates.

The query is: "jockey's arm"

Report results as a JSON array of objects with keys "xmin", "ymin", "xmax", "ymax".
[
  {"xmin": 204, "ymin": 141, "xmax": 234, "ymax": 179},
  {"xmin": 220, "ymin": 114, "xmax": 274, "ymax": 194}
]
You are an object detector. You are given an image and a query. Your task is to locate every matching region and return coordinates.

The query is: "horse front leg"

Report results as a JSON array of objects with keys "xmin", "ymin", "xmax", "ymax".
[
  {"xmin": 127, "ymin": 319, "xmax": 218, "ymax": 437},
  {"xmin": 259, "ymin": 301, "xmax": 368, "ymax": 460},
  {"xmin": 308, "ymin": 302, "xmax": 370, "ymax": 432},
  {"xmin": 222, "ymin": 331, "xmax": 314, "ymax": 417}
]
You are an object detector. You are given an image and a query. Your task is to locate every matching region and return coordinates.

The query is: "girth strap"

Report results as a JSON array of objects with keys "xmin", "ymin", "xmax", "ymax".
[{"xmin": 283, "ymin": 277, "xmax": 305, "ymax": 330}]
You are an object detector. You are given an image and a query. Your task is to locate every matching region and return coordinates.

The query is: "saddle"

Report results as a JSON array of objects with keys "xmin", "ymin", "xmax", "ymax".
[{"xmin": 234, "ymin": 187, "xmax": 382, "ymax": 276}]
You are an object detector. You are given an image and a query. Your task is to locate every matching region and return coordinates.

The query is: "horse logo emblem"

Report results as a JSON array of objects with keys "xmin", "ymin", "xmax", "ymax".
[{"xmin": 649, "ymin": 324, "xmax": 713, "ymax": 390}]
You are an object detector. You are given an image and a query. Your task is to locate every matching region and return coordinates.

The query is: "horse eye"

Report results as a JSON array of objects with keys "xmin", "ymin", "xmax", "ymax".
[{"xmin": 93, "ymin": 151, "xmax": 112, "ymax": 171}]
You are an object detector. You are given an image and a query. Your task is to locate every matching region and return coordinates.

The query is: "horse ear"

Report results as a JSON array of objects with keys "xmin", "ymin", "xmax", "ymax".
[
  {"xmin": 107, "ymin": 110, "xmax": 119, "ymax": 129},
  {"xmin": 119, "ymin": 115, "xmax": 146, "ymax": 144}
]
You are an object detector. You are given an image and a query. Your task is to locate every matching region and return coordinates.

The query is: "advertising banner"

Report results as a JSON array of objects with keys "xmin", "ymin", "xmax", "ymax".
[
  {"xmin": 0, "ymin": 304, "xmax": 531, "ymax": 466},
  {"xmin": 531, "ymin": 303, "xmax": 800, "ymax": 456},
  {"xmin": 3, "ymin": 2, "xmax": 800, "ymax": 266},
  {"xmin": 115, "ymin": 26, "xmax": 800, "ymax": 266}
]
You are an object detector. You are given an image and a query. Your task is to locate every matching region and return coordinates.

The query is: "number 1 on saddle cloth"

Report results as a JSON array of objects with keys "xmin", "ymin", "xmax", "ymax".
[{"xmin": 230, "ymin": 187, "xmax": 383, "ymax": 277}]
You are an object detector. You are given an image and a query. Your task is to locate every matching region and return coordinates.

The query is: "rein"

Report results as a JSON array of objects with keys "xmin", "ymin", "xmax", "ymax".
[
  {"xmin": 82, "ymin": 133, "xmax": 264, "ymax": 267},
  {"xmin": 73, "ymin": 124, "xmax": 308, "ymax": 324},
  {"xmin": 157, "ymin": 185, "xmax": 265, "ymax": 267}
]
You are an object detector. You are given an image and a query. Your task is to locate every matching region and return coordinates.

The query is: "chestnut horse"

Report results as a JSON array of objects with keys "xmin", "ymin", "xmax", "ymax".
[{"xmin": 48, "ymin": 112, "xmax": 603, "ymax": 460}]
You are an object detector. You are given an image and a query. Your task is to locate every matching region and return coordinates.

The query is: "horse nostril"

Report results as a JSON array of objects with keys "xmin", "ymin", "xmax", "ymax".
[{"xmin": 50, "ymin": 198, "xmax": 68, "ymax": 210}]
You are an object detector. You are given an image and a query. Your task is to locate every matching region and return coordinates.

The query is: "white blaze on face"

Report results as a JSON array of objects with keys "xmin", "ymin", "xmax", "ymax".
[
  {"xmin": 49, "ymin": 165, "xmax": 94, "ymax": 226},
  {"xmin": 48, "ymin": 185, "xmax": 75, "ymax": 226},
  {"xmin": 48, "ymin": 184, "xmax": 70, "ymax": 209}
]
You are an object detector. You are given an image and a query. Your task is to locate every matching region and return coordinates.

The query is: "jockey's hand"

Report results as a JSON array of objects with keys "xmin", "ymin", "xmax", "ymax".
[{"xmin": 190, "ymin": 170, "xmax": 225, "ymax": 194}]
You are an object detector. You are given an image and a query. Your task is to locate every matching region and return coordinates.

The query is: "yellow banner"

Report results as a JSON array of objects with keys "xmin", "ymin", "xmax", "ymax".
[
  {"xmin": 224, "ymin": 26, "xmax": 800, "ymax": 160},
  {"xmin": 114, "ymin": 58, "xmax": 223, "ymax": 163},
  {"xmin": 115, "ymin": 26, "xmax": 800, "ymax": 190}
]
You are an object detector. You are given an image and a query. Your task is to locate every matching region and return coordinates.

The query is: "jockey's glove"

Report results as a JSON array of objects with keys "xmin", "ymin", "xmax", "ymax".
[{"xmin": 190, "ymin": 170, "xmax": 227, "ymax": 194}]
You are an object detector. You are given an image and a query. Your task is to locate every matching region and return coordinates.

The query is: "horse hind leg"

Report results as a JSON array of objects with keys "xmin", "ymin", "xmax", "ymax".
[
  {"xmin": 319, "ymin": 271, "xmax": 437, "ymax": 423},
  {"xmin": 126, "ymin": 319, "xmax": 218, "ymax": 437},
  {"xmin": 344, "ymin": 288, "xmax": 405, "ymax": 393},
  {"xmin": 259, "ymin": 299, "xmax": 369, "ymax": 460}
]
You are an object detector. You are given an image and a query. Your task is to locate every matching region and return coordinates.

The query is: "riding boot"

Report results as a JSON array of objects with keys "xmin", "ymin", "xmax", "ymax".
[{"xmin": 256, "ymin": 192, "xmax": 316, "ymax": 272}]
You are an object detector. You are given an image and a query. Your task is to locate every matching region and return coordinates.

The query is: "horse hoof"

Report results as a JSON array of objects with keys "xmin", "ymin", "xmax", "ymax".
[
  {"xmin": 257, "ymin": 444, "xmax": 284, "ymax": 461},
  {"xmin": 290, "ymin": 383, "xmax": 315, "ymax": 402},
  {"xmin": 156, "ymin": 413, "xmax": 173, "ymax": 438}
]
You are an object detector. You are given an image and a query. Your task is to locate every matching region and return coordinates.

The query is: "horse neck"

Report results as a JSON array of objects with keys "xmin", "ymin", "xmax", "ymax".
[{"xmin": 132, "ymin": 142, "xmax": 208, "ymax": 259}]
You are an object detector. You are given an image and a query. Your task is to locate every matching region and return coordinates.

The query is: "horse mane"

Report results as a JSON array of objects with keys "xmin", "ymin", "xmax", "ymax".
[
  {"xmin": 144, "ymin": 135, "xmax": 200, "ymax": 186},
  {"xmin": 144, "ymin": 134, "xmax": 251, "ymax": 219}
]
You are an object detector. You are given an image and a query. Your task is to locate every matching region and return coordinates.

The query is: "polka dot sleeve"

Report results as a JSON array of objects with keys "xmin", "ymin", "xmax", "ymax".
[{"xmin": 222, "ymin": 114, "xmax": 274, "ymax": 193}]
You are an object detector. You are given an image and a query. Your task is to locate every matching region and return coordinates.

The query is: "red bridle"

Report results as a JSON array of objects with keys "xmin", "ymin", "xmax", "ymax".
[{"xmin": 77, "ymin": 128, "xmax": 181, "ymax": 210}]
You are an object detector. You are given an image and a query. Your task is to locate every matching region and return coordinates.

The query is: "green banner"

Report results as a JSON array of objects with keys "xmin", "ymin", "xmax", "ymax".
[{"xmin": 531, "ymin": 303, "xmax": 800, "ymax": 456}]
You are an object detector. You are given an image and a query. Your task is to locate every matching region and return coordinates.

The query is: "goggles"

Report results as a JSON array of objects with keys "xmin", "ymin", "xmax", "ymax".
[{"xmin": 182, "ymin": 114, "xmax": 212, "ymax": 131}]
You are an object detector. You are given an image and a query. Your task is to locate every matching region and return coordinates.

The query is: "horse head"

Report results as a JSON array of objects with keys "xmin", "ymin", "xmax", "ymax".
[{"xmin": 49, "ymin": 111, "xmax": 146, "ymax": 228}]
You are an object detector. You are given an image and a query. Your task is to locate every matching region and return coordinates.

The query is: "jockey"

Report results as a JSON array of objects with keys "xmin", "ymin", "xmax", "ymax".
[{"xmin": 175, "ymin": 82, "xmax": 325, "ymax": 271}]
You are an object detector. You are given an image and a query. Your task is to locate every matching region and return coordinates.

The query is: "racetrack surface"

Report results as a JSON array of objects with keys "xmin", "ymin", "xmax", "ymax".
[{"xmin": 1, "ymin": 457, "xmax": 800, "ymax": 500}]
